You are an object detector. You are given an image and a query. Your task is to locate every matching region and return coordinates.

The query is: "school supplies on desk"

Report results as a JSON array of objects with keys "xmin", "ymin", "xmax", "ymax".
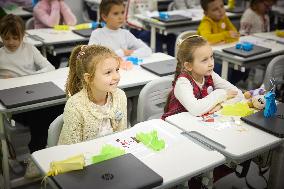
[
  {"xmin": 222, "ymin": 44, "xmax": 271, "ymax": 58},
  {"xmin": 51, "ymin": 153, "xmax": 163, "ymax": 189},
  {"xmin": 151, "ymin": 13, "xmax": 191, "ymax": 23},
  {"xmin": 241, "ymin": 103, "xmax": 284, "ymax": 138}
]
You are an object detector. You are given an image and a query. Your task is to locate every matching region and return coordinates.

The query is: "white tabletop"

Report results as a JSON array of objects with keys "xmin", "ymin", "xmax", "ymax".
[
  {"xmin": 253, "ymin": 31, "xmax": 284, "ymax": 44},
  {"xmin": 213, "ymin": 35, "xmax": 284, "ymax": 63},
  {"xmin": 166, "ymin": 112, "xmax": 282, "ymax": 161},
  {"xmin": 3, "ymin": 6, "xmax": 32, "ymax": 17},
  {"xmin": 0, "ymin": 53, "xmax": 174, "ymax": 111},
  {"xmin": 32, "ymin": 119, "xmax": 225, "ymax": 188},
  {"xmin": 26, "ymin": 29, "xmax": 87, "ymax": 45}
]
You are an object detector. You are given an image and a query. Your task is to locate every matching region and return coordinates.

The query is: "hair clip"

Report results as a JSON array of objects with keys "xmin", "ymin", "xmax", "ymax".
[
  {"xmin": 177, "ymin": 34, "xmax": 203, "ymax": 47},
  {"xmin": 77, "ymin": 45, "xmax": 88, "ymax": 59}
]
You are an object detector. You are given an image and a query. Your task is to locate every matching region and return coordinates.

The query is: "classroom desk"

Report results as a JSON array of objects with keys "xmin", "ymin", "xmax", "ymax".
[
  {"xmin": 253, "ymin": 31, "xmax": 284, "ymax": 44},
  {"xmin": 212, "ymin": 35, "xmax": 284, "ymax": 80},
  {"xmin": 134, "ymin": 8, "xmax": 241, "ymax": 51},
  {"xmin": 32, "ymin": 119, "xmax": 226, "ymax": 189},
  {"xmin": 165, "ymin": 112, "xmax": 282, "ymax": 163},
  {"xmin": 26, "ymin": 29, "xmax": 89, "ymax": 56},
  {"xmin": 3, "ymin": 6, "xmax": 32, "ymax": 19},
  {"xmin": 0, "ymin": 52, "xmax": 174, "ymax": 189}
]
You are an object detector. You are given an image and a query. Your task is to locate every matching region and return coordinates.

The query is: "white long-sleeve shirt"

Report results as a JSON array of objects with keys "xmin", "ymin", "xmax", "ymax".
[
  {"xmin": 88, "ymin": 27, "xmax": 152, "ymax": 58},
  {"xmin": 174, "ymin": 72, "xmax": 243, "ymax": 116},
  {"xmin": 239, "ymin": 8, "xmax": 270, "ymax": 35},
  {"xmin": 0, "ymin": 42, "xmax": 55, "ymax": 78}
]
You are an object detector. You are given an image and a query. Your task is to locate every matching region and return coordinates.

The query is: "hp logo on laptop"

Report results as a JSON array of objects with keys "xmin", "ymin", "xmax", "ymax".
[{"xmin": 101, "ymin": 173, "xmax": 114, "ymax": 180}]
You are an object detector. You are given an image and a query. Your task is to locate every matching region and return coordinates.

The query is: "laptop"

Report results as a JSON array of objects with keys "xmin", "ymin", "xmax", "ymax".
[
  {"xmin": 222, "ymin": 45, "xmax": 271, "ymax": 58},
  {"xmin": 151, "ymin": 14, "xmax": 191, "ymax": 23},
  {"xmin": 0, "ymin": 82, "xmax": 65, "ymax": 108},
  {"xmin": 52, "ymin": 153, "xmax": 163, "ymax": 189},
  {"xmin": 140, "ymin": 59, "xmax": 177, "ymax": 76},
  {"xmin": 241, "ymin": 103, "xmax": 284, "ymax": 138},
  {"xmin": 72, "ymin": 28, "xmax": 94, "ymax": 38}
]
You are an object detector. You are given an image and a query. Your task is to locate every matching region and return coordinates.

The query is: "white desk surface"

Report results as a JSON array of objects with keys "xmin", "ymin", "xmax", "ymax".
[
  {"xmin": 32, "ymin": 119, "xmax": 225, "ymax": 188},
  {"xmin": 213, "ymin": 35, "xmax": 284, "ymax": 63},
  {"xmin": 135, "ymin": 8, "xmax": 239, "ymax": 27},
  {"xmin": 26, "ymin": 29, "xmax": 87, "ymax": 45},
  {"xmin": 3, "ymin": 6, "xmax": 32, "ymax": 17},
  {"xmin": 166, "ymin": 112, "xmax": 282, "ymax": 162},
  {"xmin": 0, "ymin": 53, "xmax": 174, "ymax": 111},
  {"xmin": 253, "ymin": 31, "xmax": 284, "ymax": 44}
]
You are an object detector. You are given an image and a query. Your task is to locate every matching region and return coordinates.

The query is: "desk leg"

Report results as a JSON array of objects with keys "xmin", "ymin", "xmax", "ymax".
[
  {"xmin": 268, "ymin": 142, "xmax": 284, "ymax": 189},
  {"xmin": 221, "ymin": 60, "xmax": 229, "ymax": 80},
  {"xmin": 150, "ymin": 26, "xmax": 156, "ymax": 52},
  {"xmin": 0, "ymin": 113, "xmax": 10, "ymax": 189}
]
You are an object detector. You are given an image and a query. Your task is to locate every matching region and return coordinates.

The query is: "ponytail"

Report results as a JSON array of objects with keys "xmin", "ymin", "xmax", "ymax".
[{"xmin": 66, "ymin": 45, "xmax": 84, "ymax": 96}]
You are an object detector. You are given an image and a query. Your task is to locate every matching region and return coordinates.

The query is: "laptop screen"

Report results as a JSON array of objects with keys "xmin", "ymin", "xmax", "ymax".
[{"xmin": 52, "ymin": 153, "xmax": 163, "ymax": 189}]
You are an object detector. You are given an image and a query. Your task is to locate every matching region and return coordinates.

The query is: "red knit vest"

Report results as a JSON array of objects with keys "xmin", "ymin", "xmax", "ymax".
[{"xmin": 161, "ymin": 73, "xmax": 214, "ymax": 120}]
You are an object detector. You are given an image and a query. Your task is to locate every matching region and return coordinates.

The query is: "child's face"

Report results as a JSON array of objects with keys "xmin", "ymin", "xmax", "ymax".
[
  {"xmin": 88, "ymin": 57, "xmax": 120, "ymax": 95},
  {"xmin": 184, "ymin": 44, "xmax": 214, "ymax": 80},
  {"xmin": 1, "ymin": 33, "xmax": 22, "ymax": 52},
  {"xmin": 255, "ymin": 0, "xmax": 272, "ymax": 15},
  {"xmin": 102, "ymin": 4, "xmax": 125, "ymax": 30},
  {"xmin": 205, "ymin": 0, "xmax": 225, "ymax": 22}
]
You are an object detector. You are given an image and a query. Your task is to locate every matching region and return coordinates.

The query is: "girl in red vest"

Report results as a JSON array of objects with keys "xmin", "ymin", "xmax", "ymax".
[
  {"xmin": 162, "ymin": 35, "xmax": 244, "ymax": 188},
  {"xmin": 162, "ymin": 35, "xmax": 243, "ymax": 120}
]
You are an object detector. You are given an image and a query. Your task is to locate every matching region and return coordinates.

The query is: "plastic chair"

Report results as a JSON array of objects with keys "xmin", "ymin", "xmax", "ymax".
[
  {"xmin": 263, "ymin": 55, "xmax": 284, "ymax": 91},
  {"xmin": 25, "ymin": 17, "xmax": 35, "ymax": 29},
  {"xmin": 137, "ymin": 77, "xmax": 173, "ymax": 123},
  {"xmin": 175, "ymin": 30, "xmax": 197, "ymax": 57},
  {"xmin": 47, "ymin": 114, "xmax": 64, "ymax": 147}
]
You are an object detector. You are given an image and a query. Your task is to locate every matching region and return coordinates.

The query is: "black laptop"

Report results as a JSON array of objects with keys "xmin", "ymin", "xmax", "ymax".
[
  {"xmin": 0, "ymin": 82, "xmax": 65, "ymax": 108},
  {"xmin": 72, "ymin": 28, "xmax": 94, "ymax": 38},
  {"xmin": 140, "ymin": 59, "xmax": 177, "ymax": 76},
  {"xmin": 222, "ymin": 45, "xmax": 271, "ymax": 58},
  {"xmin": 241, "ymin": 103, "xmax": 284, "ymax": 138},
  {"xmin": 52, "ymin": 153, "xmax": 163, "ymax": 189},
  {"xmin": 151, "ymin": 14, "xmax": 191, "ymax": 23}
]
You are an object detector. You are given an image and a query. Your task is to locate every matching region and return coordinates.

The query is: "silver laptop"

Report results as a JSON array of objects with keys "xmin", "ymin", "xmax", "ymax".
[
  {"xmin": 72, "ymin": 28, "xmax": 94, "ymax": 38},
  {"xmin": 52, "ymin": 153, "xmax": 163, "ymax": 189},
  {"xmin": 141, "ymin": 59, "xmax": 177, "ymax": 76},
  {"xmin": 0, "ymin": 82, "xmax": 65, "ymax": 108}
]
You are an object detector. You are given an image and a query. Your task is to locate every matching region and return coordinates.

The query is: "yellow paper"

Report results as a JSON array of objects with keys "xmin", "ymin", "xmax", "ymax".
[{"xmin": 221, "ymin": 102, "xmax": 254, "ymax": 117}]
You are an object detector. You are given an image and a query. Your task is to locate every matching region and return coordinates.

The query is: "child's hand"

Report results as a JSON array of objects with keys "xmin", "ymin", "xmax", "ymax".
[
  {"xmin": 229, "ymin": 31, "xmax": 240, "ymax": 38},
  {"xmin": 123, "ymin": 49, "xmax": 134, "ymax": 56},
  {"xmin": 209, "ymin": 104, "xmax": 222, "ymax": 114},
  {"xmin": 227, "ymin": 89, "xmax": 238, "ymax": 99}
]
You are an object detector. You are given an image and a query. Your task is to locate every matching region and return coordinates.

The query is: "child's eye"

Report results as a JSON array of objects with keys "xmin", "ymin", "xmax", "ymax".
[
  {"xmin": 105, "ymin": 71, "xmax": 111, "ymax": 74},
  {"xmin": 116, "ymin": 68, "xmax": 120, "ymax": 72}
]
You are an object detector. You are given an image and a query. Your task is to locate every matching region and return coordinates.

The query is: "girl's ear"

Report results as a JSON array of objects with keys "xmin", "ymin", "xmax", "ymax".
[
  {"xmin": 83, "ymin": 73, "xmax": 91, "ymax": 84},
  {"xmin": 184, "ymin": 61, "xmax": 192, "ymax": 72},
  {"xmin": 101, "ymin": 14, "xmax": 107, "ymax": 22}
]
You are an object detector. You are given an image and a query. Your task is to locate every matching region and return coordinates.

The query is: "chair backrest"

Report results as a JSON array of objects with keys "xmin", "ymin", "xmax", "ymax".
[
  {"xmin": 137, "ymin": 77, "xmax": 173, "ymax": 123},
  {"xmin": 175, "ymin": 30, "xmax": 197, "ymax": 57},
  {"xmin": 263, "ymin": 55, "xmax": 284, "ymax": 91},
  {"xmin": 25, "ymin": 17, "xmax": 35, "ymax": 29},
  {"xmin": 47, "ymin": 114, "xmax": 64, "ymax": 147}
]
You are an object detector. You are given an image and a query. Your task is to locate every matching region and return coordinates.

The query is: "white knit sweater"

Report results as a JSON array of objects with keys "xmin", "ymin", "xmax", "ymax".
[{"xmin": 58, "ymin": 88, "xmax": 127, "ymax": 145}]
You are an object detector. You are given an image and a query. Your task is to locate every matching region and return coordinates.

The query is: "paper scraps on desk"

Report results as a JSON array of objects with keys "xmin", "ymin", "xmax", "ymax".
[
  {"xmin": 91, "ymin": 145, "xmax": 125, "ymax": 164},
  {"xmin": 221, "ymin": 102, "xmax": 254, "ymax": 117},
  {"xmin": 136, "ymin": 130, "xmax": 165, "ymax": 151},
  {"xmin": 46, "ymin": 154, "xmax": 85, "ymax": 177}
]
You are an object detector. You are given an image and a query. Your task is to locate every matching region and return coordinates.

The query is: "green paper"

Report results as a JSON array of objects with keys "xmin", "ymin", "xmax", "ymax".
[
  {"xmin": 91, "ymin": 145, "xmax": 125, "ymax": 164},
  {"xmin": 136, "ymin": 130, "xmax": 165, "ymax": 151},
  {"xmin": 221, "ymin": 102, "xmax": 254, "ymax": 117}
]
